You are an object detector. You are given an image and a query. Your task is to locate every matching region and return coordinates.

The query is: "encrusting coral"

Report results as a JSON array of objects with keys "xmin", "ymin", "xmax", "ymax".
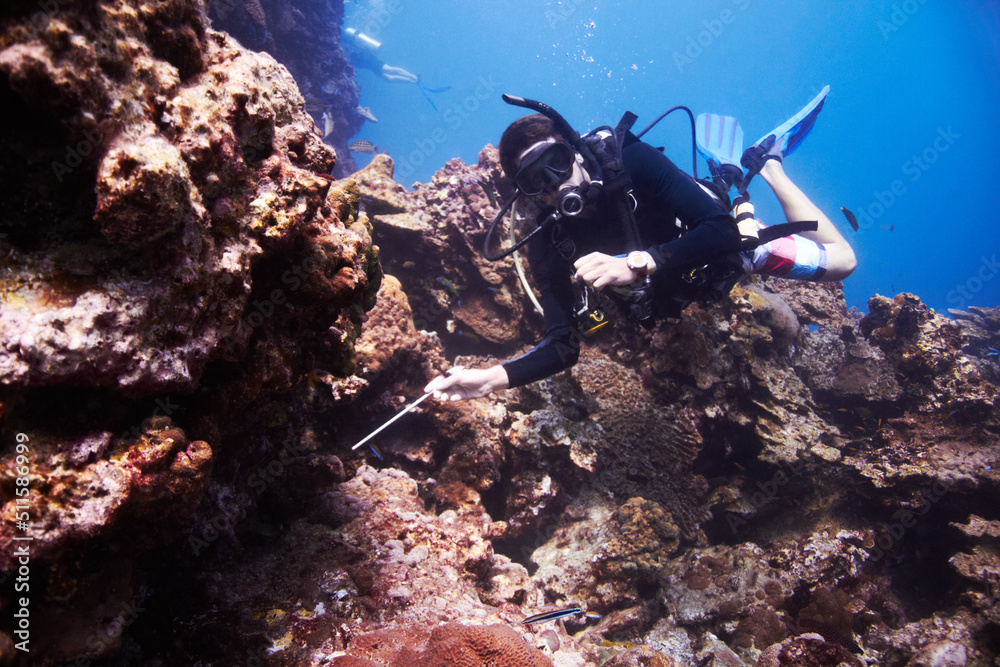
[
  {"xmin": 331, "ymin": 623, "xmax": 555, "ymax": 667},
  {"xmin": 0, "ymin": 0, "xmax": 379, "ymax": 660}
]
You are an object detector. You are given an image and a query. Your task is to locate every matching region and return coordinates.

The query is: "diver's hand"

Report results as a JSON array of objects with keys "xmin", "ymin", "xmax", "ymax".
[
  {"xmin": 424, "ymin": 365, "xmax": 509, "ymax": 402},
  {"xmin": 573, "ymin": 252, "xmax": 640, "ymax": 289}
]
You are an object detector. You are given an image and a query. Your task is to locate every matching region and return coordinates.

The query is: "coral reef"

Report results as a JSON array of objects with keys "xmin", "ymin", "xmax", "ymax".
[
  {"xmin": 2, "ymin": 1, "xmax": 1000, "ymax": 662},
  {"xmin": 330, "ymin": 623, "xmax": 554, "ymax": 667},
  {"xmin": 0, "ymin": 0, "xmax": 378, "ymax": 661},
  {"xmin": 353, "ymin": 150, "xmax": 540, "ymax": 350},
  {"xmin": 205, "ymin": 0, "xmax": 364, "ymax": 175}
]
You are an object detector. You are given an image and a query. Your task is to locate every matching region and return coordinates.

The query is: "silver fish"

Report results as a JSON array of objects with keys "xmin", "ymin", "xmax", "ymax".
[
  {"xmin": 322, "ymin": 111, "xmax": 335, "ymax": 139},
  {"xmin": 356, "ymin": 106, "xmax": 379, "ymax": 123}
]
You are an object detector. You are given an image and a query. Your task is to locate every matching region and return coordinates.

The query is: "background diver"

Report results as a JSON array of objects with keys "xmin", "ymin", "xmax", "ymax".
[
  {"xmin": 425, "ymin": 87, "xmax": 856, "ymax": 401},
  {"xmin": 343, "ymin": 27, "xmax": 450, "ymax": 110}
]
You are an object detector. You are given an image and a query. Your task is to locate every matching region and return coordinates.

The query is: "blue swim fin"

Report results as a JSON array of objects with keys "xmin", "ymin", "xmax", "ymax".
[
  {"xmin": 416, "ymin": 80, "xmax": 451, "ymax": 112},
  {"xmin": 696, "ymin": 113, "xmax": 744, "ymax": 192},
  {"xmin": 696, "ymin": 113, "xmax": 744, "ymax": 167},
  {"xmin": 738, "ymin": 85, "xmax": 830, "ymax": 194},
  {"xmin": 751, "ymin": 85, "xmax": 830, "ymax": 157},
  {"xmin": 418, "ymin": 80, "xmax": 439, "ymax": 111}
]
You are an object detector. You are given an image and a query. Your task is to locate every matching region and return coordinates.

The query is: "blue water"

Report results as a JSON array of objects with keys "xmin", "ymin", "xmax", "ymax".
[{"xmin": 344, "ymin": 0, "xmax": 1000, "ymax": 315}]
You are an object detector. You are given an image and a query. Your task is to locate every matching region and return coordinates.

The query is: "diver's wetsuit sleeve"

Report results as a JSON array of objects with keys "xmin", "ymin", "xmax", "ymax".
[
  {"xmin": 501, "ymin": 238, "xmax": 579, "ymax": 388},
  {"xmin": 626, "ymin": 143, "xmax": 741, "ymax": 275}
]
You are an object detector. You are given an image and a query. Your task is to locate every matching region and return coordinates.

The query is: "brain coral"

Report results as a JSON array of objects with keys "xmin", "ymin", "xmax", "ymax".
[{"xmin": 332, "ymin": 623, "xmax": 554, "ymax": 667}]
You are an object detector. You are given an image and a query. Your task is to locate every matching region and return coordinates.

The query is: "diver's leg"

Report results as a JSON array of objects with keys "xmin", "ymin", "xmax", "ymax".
[
  {"xmin": 758, "ymin": 160, "xmax": 856, "ymax": 280},
  {"xmin": 380, "ymin": 64, "xmax": 418, "ymax": 83}
]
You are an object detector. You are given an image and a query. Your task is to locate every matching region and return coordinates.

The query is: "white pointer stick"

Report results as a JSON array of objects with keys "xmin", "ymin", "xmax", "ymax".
[
  {"xmin": 351, "ymin": 391, "xmax": 432, "ymax": 450},
  {"xmin": 350, "ymin": 367, "xmax": 462, "ymax": 451}
]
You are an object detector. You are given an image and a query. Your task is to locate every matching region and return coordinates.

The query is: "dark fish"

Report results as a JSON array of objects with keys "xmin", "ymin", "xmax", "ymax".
[
  {"xmin": 436, "ymin": 276, "xmax": 462, "ymax": 305},
  {"xmin": 476, "ymin": 178, "xmax": 498, "ymax": 207},
  {"xmin": 348, "ymin": 140, "xmax": 379, "ymax": 154},
  {"xmin": 522, "ymin": 607, "xmax": 584, "ymax": 625},
  {"xmin": 840, "ymin": 206, "xmax": 859, "ymax": 232},
  {"xmin": 796, "ymin": 618, "xmax": 863, "ymax": 654}
]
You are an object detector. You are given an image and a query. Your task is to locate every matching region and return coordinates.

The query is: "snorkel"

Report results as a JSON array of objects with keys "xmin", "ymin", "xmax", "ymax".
[{"xmin": 483, "ymin": 94, "xmax": 605, "ymax": 261}]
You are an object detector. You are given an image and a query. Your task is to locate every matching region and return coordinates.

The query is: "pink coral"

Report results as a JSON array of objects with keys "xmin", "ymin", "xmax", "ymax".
[{"xmin": 332, "ymin": 623, "xmax": 554, "ymax": 667}]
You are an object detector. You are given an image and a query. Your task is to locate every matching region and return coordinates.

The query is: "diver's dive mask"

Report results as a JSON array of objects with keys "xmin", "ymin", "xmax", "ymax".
[
  {"xmin": 515, "ymin": 141, "xmax": 592, "ymax": 217},
  {"xmin": 514, "ymin": 141, "xmax": 576, "ymax": 196}
]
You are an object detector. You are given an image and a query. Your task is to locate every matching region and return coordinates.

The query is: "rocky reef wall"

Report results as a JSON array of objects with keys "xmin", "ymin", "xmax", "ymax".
[
  {"xmin": 0, "ymin": 0, "xmax": 379, "ymax": 662},
  {"xmin": 204, "ymin": 0, "xmax": 365, "ymax": 177}
]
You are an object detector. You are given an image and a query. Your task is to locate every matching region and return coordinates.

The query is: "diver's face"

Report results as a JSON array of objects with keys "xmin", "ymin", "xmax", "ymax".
[{"xmin": 515, "ymin": 138, "xmax": 588, "ymax": 206}]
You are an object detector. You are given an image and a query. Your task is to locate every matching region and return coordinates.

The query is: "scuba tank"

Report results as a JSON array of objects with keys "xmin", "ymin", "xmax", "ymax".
[{"xmin": 344, "ymin": 28, "xmax": 382, "ymax": 51}]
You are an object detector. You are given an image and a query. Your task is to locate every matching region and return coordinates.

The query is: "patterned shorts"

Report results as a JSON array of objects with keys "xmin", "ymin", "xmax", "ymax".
[{"xmin": 740, "ymin": 219, "xmax": 827, "ymax": 281}]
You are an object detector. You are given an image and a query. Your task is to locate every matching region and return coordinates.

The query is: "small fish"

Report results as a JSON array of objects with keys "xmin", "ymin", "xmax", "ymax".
[
  {"xmin": 840, "ymin": 206, "xmax": 859, "ymax": 232},
  {"xmin": 436, "ymin": 276, "xmax": 462, "ymax": 305},
  {"xmin": 985, "ymin": 346, "xmax": 1000, "ymax": 359},
  {"xmin": 356, "ymin": 106, "xmax": 379, "ymax": 123},
  {"xmin": 476, "ymin": 178, "xmax": 498, "ymax": 207},
  {"xmin": 368, "ymin": 443, "xmax": 383, "ymax": 461},
  {"xmin": 402, "ymin": 261, "xmax": 416, "ymax": 269},
  {"xmin": 320, "ymin": 81, "xmax": 340, "ymax": 96},
  {"xmin": 522, "ymin": 607, "xmax": 584, "ymax": 625},
  {"xmin": 348, "ymin": 140, "xmax": 379, "ymax": 154},
  {"xmin": 306, "ymin": 369, "xmax": 324, "ymax": 389},
  {"xmin": 457, "ymin": 330, "xmax": 480, "ymax": 343},
  {"xmin": 796, "ymin": 618, "xmax": 863, "ymax": 654},
  {"xmin": 322, "ymin": 111, "xmax": 335, "ymax": 139}
]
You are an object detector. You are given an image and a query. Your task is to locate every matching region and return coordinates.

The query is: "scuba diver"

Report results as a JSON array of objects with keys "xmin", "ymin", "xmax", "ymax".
[
  {"xmin": 343, "ymin": 28, "xmax": 450, "ymax": 109},
  {"xmin": 425, "ymin": 88, "xmax": 856, "ymax": 401}
]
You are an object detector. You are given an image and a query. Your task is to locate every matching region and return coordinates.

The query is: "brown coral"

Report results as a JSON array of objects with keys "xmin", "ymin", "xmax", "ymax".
[
  {"xmin": 598, "ymin": 497, "xmax": 681, "ymax": 583},
  {"xmin": 601, "ymin": 645, "xmax": 683, "ymax": 666},
  {"xmin": 756, "ymin": 634, "xmax": 863, "ymax": 667},
  {"xmin": 332, "ymin": 623, "xmax": 554, "ymax": 667}
]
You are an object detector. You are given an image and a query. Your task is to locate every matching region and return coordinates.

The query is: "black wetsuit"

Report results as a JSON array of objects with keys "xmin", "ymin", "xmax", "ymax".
[
  {"xmin": 348, "ymin": 47, "xmax": 385, "ymax": 75},
  {"xmin": 502, "ymin": 139, "xmax": 742, "ymax": 388}
]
